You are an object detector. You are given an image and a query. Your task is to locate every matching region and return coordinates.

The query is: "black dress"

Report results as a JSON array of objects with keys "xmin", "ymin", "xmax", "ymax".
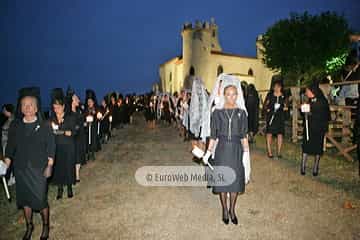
[
  {"xmin": 99, "ymin": 106, "xmax": 110, "ymax": 138},
  {"xmin": 302, "ymin": 97, "xmax": 330, "ymax": 155},
  {"xmin": 144, "ymin": 103, "xmax": 156, "ymax": 121},
  {"xmin": 84, "ymin": 107, "xmax": 101, "ymax": 152},
  {"xmin": 5, "ymin": 119, "xmax": 55, "ymax": 211},
  {"xmin": 109, "ymin": 104, "xmax": 120, "ymax": 129},
  {"xmin": 51, "ymin": 115, "xmax": 77, "ymax": 186},
  {"xmin": 162, "ymin": 101, "xmax": 171, "ymax": 123},
  {"xmin": 264, "ymin": 93, "xmax": 287, "ymax": 135},
  {"xmin": 246, "ymin": 93, "xmax": 259, "ymax": 134},
  {"xmin": 210, "ymin": 108, "xmax": 248, "ymax": 193},
  {"xmin": 71, "ymin": 110, "xmax": 86, "ymax": 165}
]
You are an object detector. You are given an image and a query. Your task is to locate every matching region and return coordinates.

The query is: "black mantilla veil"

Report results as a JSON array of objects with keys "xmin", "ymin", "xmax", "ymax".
[
  {"xmin": 85, "ymin": 89, "xmax": 98, "ymax": 110},
  {"xmin": 16, "ymin": 87, "xmax": 45, "ymax": 122},
  {"xmin": 66, "ymin": 86, "xmax": 83, "ymax": 114},
  {"xmin": 307, "ymin": 80, "xmax": 327, "ymax": 102},
  {"xmin": 50, "ymin": 88, "xmax": 70, "ymax": 117}
]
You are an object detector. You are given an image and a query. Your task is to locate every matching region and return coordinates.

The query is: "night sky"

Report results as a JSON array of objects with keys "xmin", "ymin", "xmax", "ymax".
[{"xmin": 1, "ymin": 0, "xmax": 359, "ymax": 107}]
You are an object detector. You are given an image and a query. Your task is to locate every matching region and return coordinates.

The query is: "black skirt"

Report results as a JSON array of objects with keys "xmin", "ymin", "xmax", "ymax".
[
  {"xmin": 265, "ymin": 112, "xmax": 285, "ymax": 135},
  {"xmin": 302, "ymin": 130, "xmax": 325, "ymax": 155},
  {"xmin": 75, "ymin": 130, "xmax": 86, "ymax": 164},
  {"xmin": 212, "ymin": 138, "xmax": 245, "ymax": 193},
  {"xmin": 14, "ymin": 165, "xmax": 48, "ymax": 211},
  {"xmin": 52, "ymin": 143, "xmax": 76, "ymax": 185}
]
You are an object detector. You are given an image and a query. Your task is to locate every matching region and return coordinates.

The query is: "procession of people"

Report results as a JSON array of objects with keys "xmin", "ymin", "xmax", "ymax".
[
  {"xmin": 140, "ymin": 72, "xmax": 338, "ymax": 225},
  {"xmin": 0, "ymin": 69, "xmax": 358, "ymax": 239},
  {"xmin": 0, "ymin": 87, "xmax": 136, "ymax": 240}
]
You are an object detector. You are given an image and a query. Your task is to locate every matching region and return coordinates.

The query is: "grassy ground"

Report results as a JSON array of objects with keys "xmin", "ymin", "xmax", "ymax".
[{"xmin": 252, "ymin": 135, "xmax": 360, "ymax": 199}]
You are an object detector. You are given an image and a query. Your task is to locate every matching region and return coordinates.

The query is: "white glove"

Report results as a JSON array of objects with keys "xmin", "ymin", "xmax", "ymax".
[
  {"xmin": 0, "ymin": 161, "xmax": 8, "ymax": 176},
  {"xmin": 202, "ymin": 150, "xmax": 212, "ymax": 165},
  {"xmin": 242, "ymin": 151, "xmax": 251, "ymax": 184}
]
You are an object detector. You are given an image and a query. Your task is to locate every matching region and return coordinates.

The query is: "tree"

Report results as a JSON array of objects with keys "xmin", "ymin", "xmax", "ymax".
[{"xmin": 261, "ymin": 11, "xmax": 351, "ymax": 86}]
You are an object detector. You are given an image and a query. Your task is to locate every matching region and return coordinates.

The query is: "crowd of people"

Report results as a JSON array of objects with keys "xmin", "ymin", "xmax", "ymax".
[
  {"xmin": 0, "ymin": 70, "xmax": 356, "ymax": 237},
  {"xmin": 141, "ymin": 73, "xmax": 334, "ymax": 225},
  {"xmin": 0, "ymin": 87, "xmax": 137, "ymax": 240}
]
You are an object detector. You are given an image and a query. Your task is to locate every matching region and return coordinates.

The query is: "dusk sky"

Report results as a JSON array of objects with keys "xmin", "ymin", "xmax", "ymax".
[{"xmin": 1, "ymin": 0, "xmax": 359, "ymax": 107}]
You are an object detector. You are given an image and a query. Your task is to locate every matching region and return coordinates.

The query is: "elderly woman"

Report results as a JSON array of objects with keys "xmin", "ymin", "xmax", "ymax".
[{"xmin": 3, "ymin": 87, "xmax": 55, "ymax": 240}]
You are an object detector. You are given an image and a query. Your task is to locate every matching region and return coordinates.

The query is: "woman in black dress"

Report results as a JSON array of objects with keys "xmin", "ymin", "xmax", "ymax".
[
  {"xmin": 109, "ymin": 92, "xmax": 120, "ymax": 129},
  {"xmin": 50, "ymin": 88, "xmax": 77, "ymax": 199},
  {"xmin": 4, "ymin": 87, "xmax": 55, "ymax": 240},
  {"xmin": 203, "ymin": 83, "xmax": 249, "ymax": 225},
  {"xmin": 246, "ymin": 84, "xmax": 259, "ymax": 143},
  {"xmin": 161, "ymin": 95, "xmax": 172, "ymax": 125},
  {"xmin": 144, "ymin": 95, "xmax": 156, "ymax": 129},
  {"xmin": 66, "ymin": 88, "xmax": 86, "ymax": 182},
  {"xmin": 84, "ymin": 89, "xmax": 101, "ymax": 160},
  {"xmin": 301, "ymin": 82, "xmax": 330, "ymax": 176},
  {"xmin": 263, "ymin": 80, "xmax": 288, "ymax": 158}
]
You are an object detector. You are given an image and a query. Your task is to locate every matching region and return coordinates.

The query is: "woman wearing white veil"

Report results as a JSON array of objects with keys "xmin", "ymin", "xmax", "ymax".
[
  {"xmin": 189, "ymin": 77, "xmax": 209, "ymax": 151},
  {"xmin": 202, "ymin": 73, "xmax": 250, "ymax": 225}
]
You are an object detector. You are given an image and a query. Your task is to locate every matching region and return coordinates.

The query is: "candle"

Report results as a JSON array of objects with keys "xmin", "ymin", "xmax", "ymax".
[
  {"xmin": 51, "ymin": 122, "xmax": 59, "ymax": 131},
  {"xmin": 96, "ymin": 112, "xmax": 103, "ymax": 120},
  {"xmin": 86, "ymin": 115, "xmax": 94, "ymax": 123},
  {"xmin": 88, "ymin": 124, "xmax": 91, "ymax": 145},
  {"xmin": 86, "ymin": 115, "xmax": 93, "ymax": 145}
]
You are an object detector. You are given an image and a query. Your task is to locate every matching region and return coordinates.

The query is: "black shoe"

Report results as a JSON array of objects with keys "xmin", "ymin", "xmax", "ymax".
[
  {"xmin": 230, "ymin": 211, "xmax": 238, "ymax": 225},
  {"xmin": 277, "ymin": 154, "xmax": 282, "ymax": 159},
  {"xmin": 312, "ymin": 170, "xmax": 319, "ymax": 177},
  {"xmin": 67, "ymin": 185, "xmax": 73, "ymax": 198},
  {"xmin": 231, "ymin": 215, "xmax": 238, "ymax": 225},
  {"xmin": 222, "ymin": 217, "xmax": 229, "ymax": 225},
  {"xmin": 40, "ymin": 224, "xmax": 49, "ymax": 240},
  {"xmin": 301, "ymin": 169, "xmax": 306, "ymax": 175},
  {"xmin": 22, "ymin": 222, "xmax": 34, "ymax": 240},
  {"xmin": 76, "ymin": 179, "xmax": 80, "ymax": 183},
  {"xmin": 56, "ymin": 187, "xmax": 63, "ymax": 200},
  {"xmin": 222, "ymin": 210, "xmax": 229, "ymax": 225},
  {"xmin": 267, "ymin": 153, "xmax": 274, "ymax": 159}
]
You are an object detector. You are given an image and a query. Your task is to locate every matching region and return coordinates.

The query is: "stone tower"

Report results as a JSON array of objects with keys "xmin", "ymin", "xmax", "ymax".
[
  {"xmin": 181, "ymin": 18, "xmax": 222, "ymax": 89},
  {"xmin": 256, "ymin": 34, "xmax": 265, "ymax": 62}
]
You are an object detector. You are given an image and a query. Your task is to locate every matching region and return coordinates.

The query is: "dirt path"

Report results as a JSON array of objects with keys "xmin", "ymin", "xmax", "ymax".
[{"xmin": 2, "ymin": 112, "xmax": 360, "ymax": 240}]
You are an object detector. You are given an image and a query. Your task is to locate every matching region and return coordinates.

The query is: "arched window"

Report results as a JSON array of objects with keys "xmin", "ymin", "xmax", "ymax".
[
  {"xmin": 248, "ymin": 68, "xmax": 254, "ymax": 76},
  {"xmin": 169, "ymin": 72, "xmax": 172, "ymax": 81},
  {"xmin": 189, "ymin": 66, "xmax": 195, "ymax": 76},
  {"xmin": 217, "ymin": 65, "xmax": 223, "ymax": 76}
]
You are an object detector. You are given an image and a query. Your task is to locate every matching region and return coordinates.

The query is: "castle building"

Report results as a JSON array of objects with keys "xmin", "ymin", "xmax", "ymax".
[{"xmin": 158, "ymin": 19, "xmax": 276, "ymax": 94}]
